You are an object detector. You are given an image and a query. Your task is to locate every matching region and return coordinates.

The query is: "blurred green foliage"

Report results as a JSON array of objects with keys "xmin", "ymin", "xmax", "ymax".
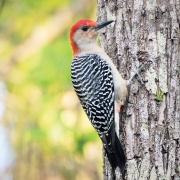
[{"xmin": 0, "ymin": 0, "xmax": 102, "ymax": 179}]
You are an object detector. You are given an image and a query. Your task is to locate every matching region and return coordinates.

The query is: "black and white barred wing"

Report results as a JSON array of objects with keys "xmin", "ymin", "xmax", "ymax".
[{"xmin": 71, "ymin": 54, "xmax": 115, "ymax": 151}]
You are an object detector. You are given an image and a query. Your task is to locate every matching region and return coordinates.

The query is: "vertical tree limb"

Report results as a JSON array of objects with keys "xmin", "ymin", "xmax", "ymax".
[{"xmin": 97, "ymin": 0, "xmax": 180, "ymax": 179}]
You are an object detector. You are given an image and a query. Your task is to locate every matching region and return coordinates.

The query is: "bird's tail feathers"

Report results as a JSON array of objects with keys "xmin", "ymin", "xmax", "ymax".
[{"xmin": 105, "ymin": 133, "xmax": 126, "ymax": 180}]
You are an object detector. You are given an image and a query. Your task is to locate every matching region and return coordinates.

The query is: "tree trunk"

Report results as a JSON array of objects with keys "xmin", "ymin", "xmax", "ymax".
[{"xmin": 97, "ymin": 0, "xmax": 180, "ymax": 179}]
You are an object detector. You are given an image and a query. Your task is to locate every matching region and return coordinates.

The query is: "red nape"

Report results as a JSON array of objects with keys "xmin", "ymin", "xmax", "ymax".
[{"xmin": 69, "ymin": 19, "xmax": 97, "ymax": 56}]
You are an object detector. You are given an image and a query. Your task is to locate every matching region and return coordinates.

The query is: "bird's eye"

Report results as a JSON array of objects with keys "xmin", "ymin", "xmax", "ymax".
[{"xmin": 81, "ymin": 26, "xmax": 89, "ymax": 31}]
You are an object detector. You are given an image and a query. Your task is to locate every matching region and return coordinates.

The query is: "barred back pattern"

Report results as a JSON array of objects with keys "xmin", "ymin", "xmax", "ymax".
[{"xmin": 71, "ymin": 54, "xmax": 114, "ymax": 135}]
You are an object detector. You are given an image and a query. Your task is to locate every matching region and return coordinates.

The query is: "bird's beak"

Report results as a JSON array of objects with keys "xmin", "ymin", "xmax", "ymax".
[{"xmin": 92, "ymin": 20, "xmax": 114, "ymax": 31}]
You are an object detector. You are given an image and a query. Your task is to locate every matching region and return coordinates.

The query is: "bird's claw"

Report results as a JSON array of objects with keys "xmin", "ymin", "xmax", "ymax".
[{"xmin": 126, "ymin": 60, "xmax": 152, "ymax": 86}]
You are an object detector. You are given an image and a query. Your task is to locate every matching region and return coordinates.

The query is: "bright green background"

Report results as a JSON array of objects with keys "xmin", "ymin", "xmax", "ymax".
[{"xmin": 0, "ymin": 0, "xmax": 102, "ymax": 179}]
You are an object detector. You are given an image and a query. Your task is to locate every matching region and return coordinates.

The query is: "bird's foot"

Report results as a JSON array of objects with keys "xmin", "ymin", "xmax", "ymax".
[{"xmin": 126, "ymin": 60, "xmax": 152, "ymax": 86}]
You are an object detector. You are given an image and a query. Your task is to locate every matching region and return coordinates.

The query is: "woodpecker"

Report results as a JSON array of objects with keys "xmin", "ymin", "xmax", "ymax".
[{"xmin": 70, "ymin": 19, "xmax": 127, "ymax": 180}]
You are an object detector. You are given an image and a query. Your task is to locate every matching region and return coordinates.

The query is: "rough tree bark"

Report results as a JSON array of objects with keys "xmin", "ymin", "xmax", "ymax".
[{"xmin": 97, "ymin": 0, "xmax": 180, "ymax": 179}]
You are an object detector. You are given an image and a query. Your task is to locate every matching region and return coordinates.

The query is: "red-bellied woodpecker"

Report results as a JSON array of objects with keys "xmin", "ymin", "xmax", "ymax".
[{"xmin": 70, "ymin": 19, "xmax": 127, "ymax": 180}]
